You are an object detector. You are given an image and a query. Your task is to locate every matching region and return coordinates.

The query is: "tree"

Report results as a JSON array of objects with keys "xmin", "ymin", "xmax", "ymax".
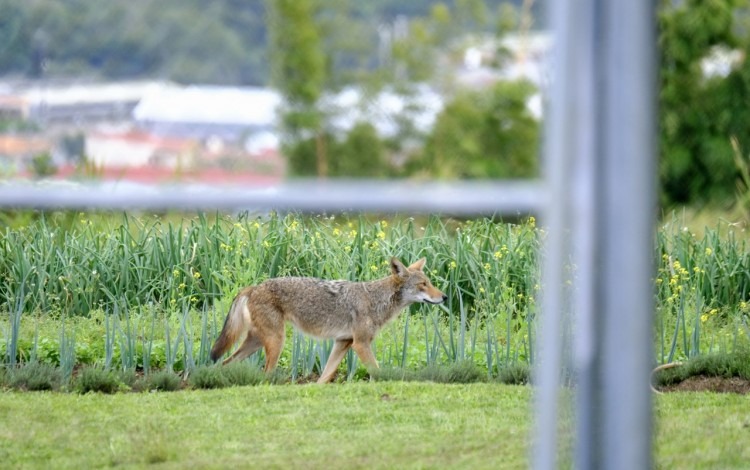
[
  {"xmin": 413, "ymin": 80, "xmax": 539, "ymax": 179},
  {"xmin": 333, "ymin": 123, "xmax": 388, "ymax": 177},
  {"xmin": 0, "ymin": 0, "xmax": 31, "ymax": 75},
  {"xmin": 658, "ymin": 0, "xmax": 749, "ymax": 206},
  {"xmin": 267, "ymin": 0, "xmax": 328, "ymax": 177}
]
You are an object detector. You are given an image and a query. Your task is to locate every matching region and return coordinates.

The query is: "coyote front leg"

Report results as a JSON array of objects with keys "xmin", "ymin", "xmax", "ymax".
[{"xmin": 351, "ymin": 339, "xmax": 379, "ymax": 370}]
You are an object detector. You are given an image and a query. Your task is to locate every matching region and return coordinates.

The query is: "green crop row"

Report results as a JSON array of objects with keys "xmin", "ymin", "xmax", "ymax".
[{"xmin": 1, "ymin": 212, "xmax": 750, "ymax": 379}]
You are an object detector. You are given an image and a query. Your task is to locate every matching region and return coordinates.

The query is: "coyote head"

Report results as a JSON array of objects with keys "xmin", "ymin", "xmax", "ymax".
[{"xmin": 391, "ymin": 257, "xmax": 447, "ymax": 305}]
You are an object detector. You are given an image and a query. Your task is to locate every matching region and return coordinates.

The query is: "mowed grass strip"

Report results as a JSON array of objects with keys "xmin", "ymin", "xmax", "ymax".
[
  {"xmin": 0, "ymin": 383, "xmax": 531, "ymax": 469},
  {"xmin": 1, "ymin": 382, "xmax": 748, "ymax": 469},
  {"xmin": 655, "ymin": 392, "xmax": 750, "ymax": 469}
]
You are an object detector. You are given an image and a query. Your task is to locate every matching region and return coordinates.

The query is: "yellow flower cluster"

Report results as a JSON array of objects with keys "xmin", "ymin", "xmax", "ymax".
[
  {"xmin": 494, "ymin": 245, "xmax": 509, "ymax": 260},
  {"xmin": 700, "ymin": 308, "xmax": 719, "ymax": 324}
]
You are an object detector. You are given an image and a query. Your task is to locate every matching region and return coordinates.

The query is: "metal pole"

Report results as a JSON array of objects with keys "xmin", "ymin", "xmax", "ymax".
[
  {"xmin": 597, "ymin": 1, "xmax": 657, "ymax": 468},
  {"xmin": 536, "ymin": 1, "xmax": 656, "ymax": 469},
  {"xmin": 532, "ymin": 0, "xmax": 576, "ymax": 466}
]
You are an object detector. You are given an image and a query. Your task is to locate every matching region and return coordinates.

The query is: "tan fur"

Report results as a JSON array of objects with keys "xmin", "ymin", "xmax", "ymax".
[{"xmin": 210, "ymin": 257, "xmax": 446, "ymax": 383}]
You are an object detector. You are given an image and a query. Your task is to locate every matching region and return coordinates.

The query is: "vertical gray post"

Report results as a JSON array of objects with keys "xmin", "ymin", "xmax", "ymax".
[
  {"xmin": 532, "ymin": 0, "xmax": 576, "ymax": 467},
  {"xmin": 595, "ymin": 2, "xmax": 657, "ymax": 469},
  {"xmin": 534, "ymin": 1, "xmax": 657, "ymax": 469}
]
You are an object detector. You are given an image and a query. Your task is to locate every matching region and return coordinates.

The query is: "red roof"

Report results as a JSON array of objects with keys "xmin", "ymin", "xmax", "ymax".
[{"xmin": 44, "ymin": 164, "xmax": 282, "ymax": 186}]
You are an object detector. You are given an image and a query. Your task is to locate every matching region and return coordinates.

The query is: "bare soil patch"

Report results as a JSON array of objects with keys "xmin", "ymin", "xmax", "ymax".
[{"xmin": 657, "ymin": 375, "xmax": 750, "ymax": 394}]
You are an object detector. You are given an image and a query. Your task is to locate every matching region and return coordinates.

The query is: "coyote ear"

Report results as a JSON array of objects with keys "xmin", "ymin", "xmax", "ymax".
[
  {"xmin": 408, "ymin": 258, "xmax": 426, "ymax": 271},
  {"xmin": 390, "ymin": 257, "xmax": 408, "ymax": 277}
]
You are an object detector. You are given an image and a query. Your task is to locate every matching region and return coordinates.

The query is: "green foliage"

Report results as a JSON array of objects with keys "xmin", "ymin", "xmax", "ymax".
[
  {"xmin": 189, "ymin": 365, "xmax": 229, "ymax": 389},
  {"xmin": 221, "ymin": 361, "xmax": 266, "ymax": 386},
  {"xmin": 414, "ymin": 80, "xmax": 540, "ymax": 179},
  {"xmin": 29, "ymin": 152, "xmax": 56, "ymax": 179},
  {"xmin": 655, "ymin": 217, "xmax": 750, "ymax": 362},
  {"xmin": 418, "ymin": 360, "xmax": 485, "ymax": 383},
  {"xmin": 144, "ymin": 370, "xmax": 182, "ymax": 392},
  {"xmin": 285, "ymin": 133, "xmax": 334, "ymax": 177},
  {"xmin": 269, "ymin": 0, "xmax": 326, "ymax": 129},
  {"xmin": 7, "ymin": 362, "xmax": 62, "ymax": 391},
  {"xmin": 333, "ymin": 123, "xmax": 388, "ymax": 177},
  {"xmin": 0, "ymin": 0, "xmax": 267, "ymax": 84},
  {"xmin": 287, "ymin": 124, "xmax": 389, "ymax": 177},
  {"xmin": 189, "ymin": 362, "xmax": 266, "ymax": 388},
  {"xmin": 653, "ymin": 350, "xmax": 750, "ymax": 387},
  {"xmin": 372, "ymin": 361, "xmax": 485, "ymax": 383},
  {"xmin": 658, "ymin": 0, "xmax": 750, "ymax": 205},
  {"xmin": 2, "ymin": 212, "xmax": 750, "ymax": 381},
  {"xmin": 76, "ymin": 366, "xmax": 121, "ymax": 394},
  {"xmin": 497, "ymin": 361, "xmax": 531, "ymax": 385}
]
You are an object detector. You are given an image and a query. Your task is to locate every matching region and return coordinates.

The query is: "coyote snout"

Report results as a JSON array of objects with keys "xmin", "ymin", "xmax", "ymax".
[{"xmin": 210, "ymin": 257, "xmax": 445, "ymax": 383}]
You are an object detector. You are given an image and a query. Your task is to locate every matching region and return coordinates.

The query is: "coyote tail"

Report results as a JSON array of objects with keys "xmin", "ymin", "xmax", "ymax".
[{"xmin": 210, "ymin": 289, "xmax": 252, "ymax": 362}]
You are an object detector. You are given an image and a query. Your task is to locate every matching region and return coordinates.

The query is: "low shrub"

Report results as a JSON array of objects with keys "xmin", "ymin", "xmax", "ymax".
[
  {"xmin": 221, "ymin": 362, "xmax": 265, "ymax": 387},
  {"xmin": 77, "ymin": 367, "xmax": 121, "ymax": 394},
  {"xmin": 653, "ymin": 351, "xmax": 750, "ymax": 387},
  {"xmin": 189, "ymin": 366, "xmax": 229, "ymax": 389},
  {"xmin": 497, "ymin": 362, "xmax": 531, "ymax": 385},
  {"xmin": 145, "ymin": 371, "xmax": 183, "ymax": 392},
  {"xmin": 371, "ymin": 361, "xmax": 485, "ymax": 384},
  {"xmin": 8, "ymin": 362, "xmax": 62, "ymax": 391}
]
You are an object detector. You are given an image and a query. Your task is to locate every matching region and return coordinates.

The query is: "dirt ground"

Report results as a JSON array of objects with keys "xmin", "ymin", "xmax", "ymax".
[{"xmin": 656, "ymin": 375, "xmax": 750, "ymax": 394}]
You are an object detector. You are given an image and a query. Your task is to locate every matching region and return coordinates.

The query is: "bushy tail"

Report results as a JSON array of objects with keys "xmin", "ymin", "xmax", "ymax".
[{"xmin": 210, "ymin": 288, "xmax": 253, "ymax": 362}]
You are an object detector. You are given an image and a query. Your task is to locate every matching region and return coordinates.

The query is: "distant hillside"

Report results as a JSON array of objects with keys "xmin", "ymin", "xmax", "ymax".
[{"xmin": 0, "ymin": 0, "xmax": 538, "ymax": 86}]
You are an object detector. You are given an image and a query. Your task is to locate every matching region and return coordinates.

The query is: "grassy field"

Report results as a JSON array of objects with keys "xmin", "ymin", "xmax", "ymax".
[
  {"xmin": 0, "ymin": 383, "xmax": 747, "ymax": 469},
  {"xmin": 0, "ymin": 383, "xmax": 532, "ymax": 469}
]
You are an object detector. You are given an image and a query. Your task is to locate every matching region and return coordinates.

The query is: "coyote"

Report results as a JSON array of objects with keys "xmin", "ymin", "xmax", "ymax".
[{"xmin": 210, "ymin": 257, "xmax": 446, "ymax": 383}]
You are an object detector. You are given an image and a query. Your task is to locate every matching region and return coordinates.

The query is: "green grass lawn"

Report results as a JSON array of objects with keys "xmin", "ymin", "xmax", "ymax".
[
  {"xmin": 0, "ymin": 383, "xmax": 747, "ymax": 469},
  {"xmin": 0, "ymin": 383, "xmax": 531, "ymax": 469}
]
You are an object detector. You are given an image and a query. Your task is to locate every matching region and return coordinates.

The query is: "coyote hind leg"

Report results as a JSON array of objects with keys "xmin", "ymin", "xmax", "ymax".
[{"xmin": 222, "ymin": 330, "xmax": 263, "ymax": 365}]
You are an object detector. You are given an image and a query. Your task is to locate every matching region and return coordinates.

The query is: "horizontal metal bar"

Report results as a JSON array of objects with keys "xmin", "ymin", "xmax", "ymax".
[{"xmin": 0, "ymin": 179, "xmax": 546, "ymax": 215}]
